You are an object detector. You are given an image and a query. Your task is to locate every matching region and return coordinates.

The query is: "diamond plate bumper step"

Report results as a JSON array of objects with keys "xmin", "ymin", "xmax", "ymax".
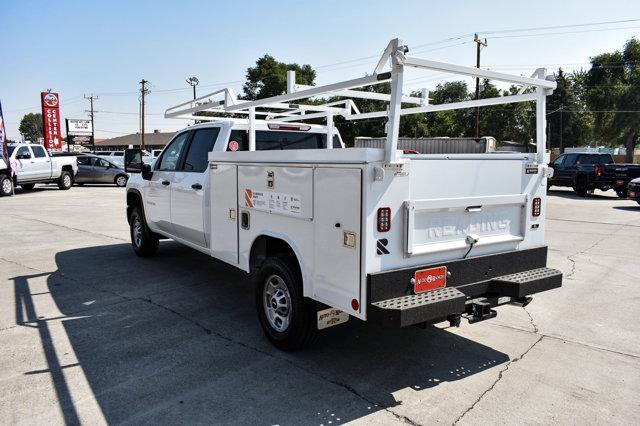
[
  {"xmin": 370, "ymin": 287, "xmax": 466, "ymax": 328},
  {"xmin": 490, "ymin": 267, "xmax": 562, "ymax": 298},
  {"xmin": 369, "ymin": 267, "xmax": 562, "ymax": 328}
]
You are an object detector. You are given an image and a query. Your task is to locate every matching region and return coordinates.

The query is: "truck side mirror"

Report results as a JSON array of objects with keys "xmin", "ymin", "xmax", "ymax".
[
  {"xmin": 124, "ymin": 149, "xmax": 143, "ymax": 173},
  {"xmin": 141, "ymin": 163, "xmax": 152, "ymax": 181}
]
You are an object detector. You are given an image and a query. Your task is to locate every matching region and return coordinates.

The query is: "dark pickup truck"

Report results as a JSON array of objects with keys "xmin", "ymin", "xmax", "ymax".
[{"xmin": 548, "ymin": 152, "xmax": 640, "ymax": 197}]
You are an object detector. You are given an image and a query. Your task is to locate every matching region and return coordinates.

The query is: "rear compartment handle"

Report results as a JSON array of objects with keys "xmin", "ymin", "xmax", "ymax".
[{"xmin": 465, "ymin": 205, "xmax": 482, "ymax": 212}]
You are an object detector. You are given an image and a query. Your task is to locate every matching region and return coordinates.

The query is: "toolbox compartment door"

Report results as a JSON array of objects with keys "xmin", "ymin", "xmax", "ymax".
[
  {"xmin": 313, "ymin": 168, "xmax": 363, "ymax": 313},
  {"xmin": 210, "ymin": 164, "xmax": 239, "ymax": 265}
]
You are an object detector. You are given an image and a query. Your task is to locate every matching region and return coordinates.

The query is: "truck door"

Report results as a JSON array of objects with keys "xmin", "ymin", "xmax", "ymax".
[
  {"xmin": 29, "ymin": 145, "xmax": 52, "ymax": 179},
  {"xmin": 146, "ymin": 131, "xmax": 190, "ymax": 235},
  {"xmin": 13, "ymin": 146, "xmax": 33, "ymax": 182},
  {"xmin": 313, "ymin": 168, "xmax": 362, "ymax": 313},
  {"xmin": 171, "ymin": 128, "xmax": 220, "ymax": 247}
]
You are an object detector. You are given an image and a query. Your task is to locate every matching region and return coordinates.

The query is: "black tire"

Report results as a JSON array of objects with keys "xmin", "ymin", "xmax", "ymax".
[
  {"xmin": 115, "ymin": 174, "xmax": 128, "ymax": 187},
  {"xmin": 0, "ymin": 174, "xmax": 13, "ymax": 197},
  {"xmin": 255, "ymin": 255, "xmax": 317, "ymax": 351},
  {"xmin": 573, "ymin": 176, "xmax": 589, "ymax": 197},
  {"xmin": 129, "ymin": 206, "xmax": 159, "ymax": 257},
  {"xmin": 21, "ymin": 183, "xmax": 36, "ymax": 191},
  {"xmin": 57, "ymin": 171, "xmax": 73, "ymax": 190},
  {"xmin": 615, "ymin": 188, "xmax": 627, "ymax": 199}
]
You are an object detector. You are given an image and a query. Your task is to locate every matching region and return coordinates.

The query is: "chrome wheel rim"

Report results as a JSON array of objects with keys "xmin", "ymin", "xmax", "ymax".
[
  {"xmin": 63, "ymin": 174, "xmax": 71, "ymax": 187},
  {"xmin": 133, "ymin": 217, "xmax": 143, "ymax": 247},
  {"xmin": 263, "ymin": 274, "xmax": 292, "ymax": 332},
  {"xmin": 117, "ymin": 176, "xmax": 127, "ymax": 187},
  {"xmin": 1, "ymin": 178, "xmax": 11, "ymax": 194}
]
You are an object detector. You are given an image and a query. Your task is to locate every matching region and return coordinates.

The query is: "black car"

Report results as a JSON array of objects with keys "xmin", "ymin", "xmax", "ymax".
[
  {"xmin": 627, "ymin": 178, "xmax": 640, "ymax": 205},
  {"xmin": 548, "ymin": 152, "xmax": 638, "ymax": 197}
]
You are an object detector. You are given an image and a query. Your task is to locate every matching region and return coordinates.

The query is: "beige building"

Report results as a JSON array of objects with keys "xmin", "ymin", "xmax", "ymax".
[{"xmin": 95, "ymin": 130, "xmax": 174, "ymax": 151}]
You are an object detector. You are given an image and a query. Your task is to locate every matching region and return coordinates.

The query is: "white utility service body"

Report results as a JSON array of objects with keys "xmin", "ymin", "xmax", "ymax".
[{"xmin": 125, "ymin": 38, "xmax": 562, "ymax": 349}]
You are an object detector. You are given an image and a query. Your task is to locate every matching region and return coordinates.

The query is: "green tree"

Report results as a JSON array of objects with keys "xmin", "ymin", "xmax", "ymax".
[
  {"xmin": 586, "ymin": 38, "xmax": 640, "ymax": 162},
  {"xmin": 546, "ymin": 69, "xmax": 593, "ymax": 150},
  {"xmin": 18, "ymin": 113, "xmax": 43, "ymax": 142},
  {"xmin": 426, "ymin": 81, "xmax": 471, "ymax": 137},
  {"xmin": 242, "ymin": 54, "xmax": 316, "ymax": 100}
]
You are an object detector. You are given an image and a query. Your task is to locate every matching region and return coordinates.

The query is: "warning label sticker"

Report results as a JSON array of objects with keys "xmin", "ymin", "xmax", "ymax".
[{"xmin": 244, "ymin": 189, "xmax": 302, "ymax": 216}]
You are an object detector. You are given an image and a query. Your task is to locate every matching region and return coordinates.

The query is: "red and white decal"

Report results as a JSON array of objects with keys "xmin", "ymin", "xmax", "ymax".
[
  {"xmin": 229, "ymin": 140, "xmax": 239, "ymax": 151},
  {"xmin": 244, "ymin": 189, "xmax": 254, "ymax": 208},
  {"xmin": 414, "ymin": 266, "xmax": 447, "ymax": 294}
]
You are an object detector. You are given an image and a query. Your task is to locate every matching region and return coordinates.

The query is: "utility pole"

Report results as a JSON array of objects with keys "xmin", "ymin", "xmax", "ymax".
[
  {"xmin": 474, "ymin": 34, "xmax": 487, "ymax": 139},
  {"xmin": 139, "ymin": 79, "xmax": 149, "ymax": 151},
  {"xmin": 84, "ymin": 94, "xmax": 98, "ymax": 152}
]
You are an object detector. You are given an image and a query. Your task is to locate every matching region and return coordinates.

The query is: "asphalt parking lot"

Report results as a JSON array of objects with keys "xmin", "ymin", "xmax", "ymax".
[{"xmin": 1, "ymin": 184, "xmax": 639, "ymax": 425}]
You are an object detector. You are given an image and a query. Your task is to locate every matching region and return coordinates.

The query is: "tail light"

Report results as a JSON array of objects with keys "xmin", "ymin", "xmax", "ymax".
[
  {"xmin": 532, "ymin": 197, "xmax": 541, "ymax": 217},
  {"xmin": 595, "ymin": 165, "xmax": 603, "ymax": 177},
  {"xmin": 377, "ymin": 207, "xmax": 391, "ymax": 232}
]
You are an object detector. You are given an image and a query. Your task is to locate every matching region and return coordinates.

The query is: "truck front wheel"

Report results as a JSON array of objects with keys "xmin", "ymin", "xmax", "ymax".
[
  {"xmin": 256, "ymin": 255, "xmax": 317, "ymax": 351},
  {"xmin": 129, "ymin": 206, "xmax": 159, "ymax": 257},
  {"xmin": 0, "ymin": 174, "xmax": 13, "ymax": 196},
  {"xmin": 58, "ymin": 171, "xmax": 73, "ymax": 190}
]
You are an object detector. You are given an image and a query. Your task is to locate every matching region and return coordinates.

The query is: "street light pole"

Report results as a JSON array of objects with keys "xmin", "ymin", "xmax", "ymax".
[{"xmin": 186, "ymin": 76, "xmax": 199, "ymax": 100}]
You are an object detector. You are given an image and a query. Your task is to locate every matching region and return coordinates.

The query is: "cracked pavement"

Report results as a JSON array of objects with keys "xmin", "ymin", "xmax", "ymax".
[{"xmin": 1, "ymin": 185, "xmax": 639, "ymax": 425}]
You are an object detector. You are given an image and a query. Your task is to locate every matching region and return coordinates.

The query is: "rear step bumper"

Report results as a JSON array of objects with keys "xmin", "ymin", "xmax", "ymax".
[{"xmin": 367, "ymin": 247, "xmax": 562, "ymax": 328}]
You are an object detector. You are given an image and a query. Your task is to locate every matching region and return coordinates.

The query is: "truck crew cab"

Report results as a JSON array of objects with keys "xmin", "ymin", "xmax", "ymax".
[
  {"xmin": 548, "ymin": 152, "xmax": 640, "ymax": 197},
  {"xmin": 0, "ymin": 143, "xmax": 78, "ymax": 196},
  {"xmin": 124, "ymin": 39, "xmax": 562, "ymax": 350}
]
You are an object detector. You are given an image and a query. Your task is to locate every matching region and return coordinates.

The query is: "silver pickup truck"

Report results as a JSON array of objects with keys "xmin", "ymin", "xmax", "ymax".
[{"xmin": 0, "ymin": 143, "xmax": 78, "ymax": 196}]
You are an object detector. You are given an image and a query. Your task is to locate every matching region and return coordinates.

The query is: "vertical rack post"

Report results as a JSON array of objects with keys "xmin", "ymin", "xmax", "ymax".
[
  {"xmin": 326, "ymin": 112, "xmax": 334, "ymax": 149},
  {"xmin": 535, "ymin": 87, "xmax": 546, "ymax": 164},
  {"xmin": 249, "ymin": 107, "xmax": 256, "ymax": 151},
  {"xmin": 385, "ymin": 39, "xmax": 404, "ymax": 163}
]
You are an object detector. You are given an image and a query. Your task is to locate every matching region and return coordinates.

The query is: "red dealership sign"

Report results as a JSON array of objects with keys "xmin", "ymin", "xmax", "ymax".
[{"xmin": 41, "ymin": 92, "xmax": 62, "ymax": 150}]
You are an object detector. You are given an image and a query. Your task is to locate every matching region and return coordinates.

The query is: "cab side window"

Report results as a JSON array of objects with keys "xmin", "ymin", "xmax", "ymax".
[
  {"xmin": 182, "ymin": 128, "xmax": 220, "ymax": 172},
  {"xmin": 31, "ymin": 145, "xmax": 47, "ymax": 158},
  {"xmin": 157, "ymin": 132, "xmax": 190, "ymax": 171},
  {"xmin": 16, "ymin": 146, "xmax": 31, "ymax": 159},
  {"xmin": 553, "ymin": 155, "xmax": 565, "ymax": 166}
]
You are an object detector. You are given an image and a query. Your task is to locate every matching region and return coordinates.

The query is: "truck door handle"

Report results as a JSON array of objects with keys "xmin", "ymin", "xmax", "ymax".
[
  {"xmin": 191, "ymin": 183, "xmax": 202, "ymax": 190},
  {"xmin": 162, "ymin": 180, "xmax": 170, "ymax": 186}
]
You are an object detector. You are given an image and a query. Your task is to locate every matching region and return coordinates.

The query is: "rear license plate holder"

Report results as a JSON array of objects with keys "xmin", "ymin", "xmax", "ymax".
[{"xmin": 414, "ymin": 266, "xmax": 447, "ymax": 294}]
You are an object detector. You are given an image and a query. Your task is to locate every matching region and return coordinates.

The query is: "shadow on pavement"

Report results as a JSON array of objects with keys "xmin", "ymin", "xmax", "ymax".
[
  {"xmin": 547, "ymin": 188, "xmax": 617, "ymax": 201},
  {"xmin": 12, "ymin": 242, "xmax": 509, "ymax": 424},
  {"xmin": 612, "ymin": 205, "xmax": 640, "ymax": 211}
]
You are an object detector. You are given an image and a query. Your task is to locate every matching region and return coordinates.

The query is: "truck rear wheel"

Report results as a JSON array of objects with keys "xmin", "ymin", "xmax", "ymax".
[
  {"xmin": 129, "ymin": 206, "xmax": 159, "ymax": 257},
  {"xmin": 58, "ymin": 171, "xmax": 73, "ymax": 190},
  {"xmin": 615, "ymin": 188, "xmax": 627, "ymax": 198},
  {"xmin": 573, "ymin": 176, "xmax": 589, "ymax": 197},
  {"xmin": 0, "ymin": 174, "xmax": 13, "ymax": 196},
  {"xmin": 256, "ymin": 255, "xmax": 317, "ymax": 351}
]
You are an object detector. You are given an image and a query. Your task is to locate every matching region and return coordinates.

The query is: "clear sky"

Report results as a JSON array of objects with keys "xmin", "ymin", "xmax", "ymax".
[{"xmin": 2, "ymin": 0, "xmax": 640, "ymax": 140}]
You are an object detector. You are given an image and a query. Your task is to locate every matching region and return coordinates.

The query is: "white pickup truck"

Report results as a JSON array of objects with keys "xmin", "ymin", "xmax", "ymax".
[
  {"xmin": 123, "ymin": 39, "xmax": 562, "ymax": 350},
  {"xmin": 0, "ymin": 143, "xmax": 78, "ymax": 196}
]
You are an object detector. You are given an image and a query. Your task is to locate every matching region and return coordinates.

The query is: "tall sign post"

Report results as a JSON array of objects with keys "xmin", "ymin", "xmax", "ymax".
[{"xmin": 41, "ymin": 91, "xmax": 62, "ymax": 150}]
